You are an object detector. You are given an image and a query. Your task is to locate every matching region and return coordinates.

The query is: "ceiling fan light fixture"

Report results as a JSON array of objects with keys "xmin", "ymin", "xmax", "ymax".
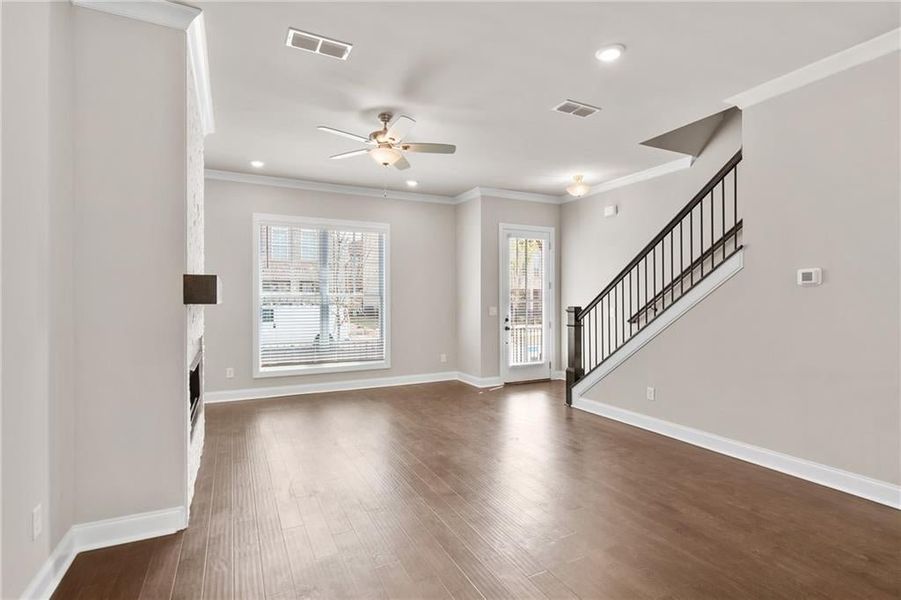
[
  {"xmin": 566, "ymin": 175, "xmax": 590, "ymax": 197},
  {"xmin": 370, "ymin": 145, "xmax": 402, "ymax": 167}
]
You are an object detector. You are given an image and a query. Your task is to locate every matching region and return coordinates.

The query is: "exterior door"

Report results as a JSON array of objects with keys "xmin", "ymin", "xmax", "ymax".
[{"xmin": 500, "ymin": 226, "xmax": 553, "ymax": 383}]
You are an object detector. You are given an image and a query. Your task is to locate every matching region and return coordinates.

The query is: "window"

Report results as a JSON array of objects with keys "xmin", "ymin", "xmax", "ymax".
[{"xmin": 254, "ymin": 215, "xmax": 389, "ymax": 376}]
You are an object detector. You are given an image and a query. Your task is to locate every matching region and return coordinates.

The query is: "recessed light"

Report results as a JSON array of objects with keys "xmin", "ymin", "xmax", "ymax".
[
  {"xmin": 596, "ymin": 44, "xmax": 625, "ymax": 63},
  {"xmin": 250, "ymin": 160, "xmax": 265, "ymax": 168},
  {"xmin": 406, "ymin": 180, "xmax": 418, "ymax": 188}
]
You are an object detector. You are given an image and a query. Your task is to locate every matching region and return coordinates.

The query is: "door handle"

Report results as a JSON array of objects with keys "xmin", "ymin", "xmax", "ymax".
[{"xmin": 504, "ymin": 326, "xmax": 511, "ymax": 331}]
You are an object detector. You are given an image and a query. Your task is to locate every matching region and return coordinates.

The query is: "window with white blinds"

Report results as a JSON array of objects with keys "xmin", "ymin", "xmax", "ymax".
[{"xmin": 253, "ymin": 215, "xmax": 389, "ymax": 376}]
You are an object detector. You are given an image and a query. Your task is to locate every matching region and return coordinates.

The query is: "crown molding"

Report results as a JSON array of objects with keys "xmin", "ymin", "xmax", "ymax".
[
  {"xmin": 205, "ymin": 169, "xmax": 458, "ymax": 204},
  {"xmin": 560, "ymin": 156, "xmax": 694, "ymax": 203},
  {"xmin": 72, "ymin": 0, "xmax": 215, "ymax": 135},
  {"xmin": 207, "ymin": 163, "xmax": 704, "ymax": 207},
  {"xmin": 476, "ymin": 187, "xmax": 562, "ymax": 205},
  {"xmin": 72, "ymin": 0, "xmax": 199, "ymax": 29},
  {"xmin": 454, "ymin": 187, "xmax": 482, "ymax": 204},
  {"xmin": 725, "ymin": 27, "xmax": 900, "ymax": 110}
]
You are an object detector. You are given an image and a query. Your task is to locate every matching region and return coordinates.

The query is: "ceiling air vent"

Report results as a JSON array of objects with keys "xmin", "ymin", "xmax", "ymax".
[
  {"xmin": 553, "ymin": 99, "xmax": 601, "ymax": 118},
  {"xmin": 286, "ymin": 28, "xmax": 353, "ymax": 61}
]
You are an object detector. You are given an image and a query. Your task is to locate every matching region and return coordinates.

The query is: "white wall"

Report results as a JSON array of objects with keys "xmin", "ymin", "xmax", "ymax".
[
  {"xmin": 564, "ymin": 55, "xmax": 900, "ymax": 485},
  {"xmin": 204, "ymin": 179, "xmax": 458, "ymax": 393},
  {"xmin": 73, "ymin": 8, "xmax": 189, "ymax": 523},
  {"xmin": 1, "ymin": 3, "xmax": 75, "ymax": 596}
]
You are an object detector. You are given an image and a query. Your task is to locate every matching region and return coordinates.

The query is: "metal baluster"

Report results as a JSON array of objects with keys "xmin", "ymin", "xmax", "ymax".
[
  {"xmin": 710, "ymin": 190, "xmax": 714, "ymax": 269},
  {"xmin": 734, "ymin": 166, "xmax": 738, "ymax": 252},
  {"xmin": 721, "ymin": 178, "xmax": 726, "ymax": 262},
  {"xmin": 669, "ymin": 230, "xmax": 674, "ymax": 306},
  {"xmin": 700, "ymin": 198, "xmax": 704, "ymax": 277},
  {"xmin": 643, "ymin": 256, "xmax": 648, "ymax": 327},
  {"xmin": 680, "ymin": 220, "xmax": 684, "ymax": 295},
  {"xmin": 690, "ymin": 208, "xmax": 695, "ymax": 285}
]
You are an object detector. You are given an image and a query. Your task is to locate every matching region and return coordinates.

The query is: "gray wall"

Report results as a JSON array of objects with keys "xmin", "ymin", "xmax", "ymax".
[
  {"xmin": 2, "ymin": 6, "xmax": 194, "ymax": 595},
  {"xmin": 1, "ymin": 3, "xmax": 76, "ymax": 595},
  {"xmin": 204, "ymin": 179, "xmax": 458, "ymax": 392},
  {"xmin": 73, "ymin": 9, "xmax": 188, "ymax": 522},
  {"xmin": 455, "ymin": 197, "xmax": 483, "ymax": 376},
  {"xmin": 564, "ymin": 55, "xmax": 900, "ymax": 484}
]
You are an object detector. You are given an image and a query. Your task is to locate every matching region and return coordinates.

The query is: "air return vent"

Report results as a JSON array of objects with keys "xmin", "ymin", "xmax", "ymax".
[
  {"xmin": 553, "ymin": 99, "xmax": 601, "ymax": 118},
  {"xmin": 286, "ymin": 28, "xmax": 353, "ymax": 60}
]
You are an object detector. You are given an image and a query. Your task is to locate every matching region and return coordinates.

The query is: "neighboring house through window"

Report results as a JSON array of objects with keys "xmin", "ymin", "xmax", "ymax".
[{"xmin": 254, "ymin": 214, "xmax": 389, "ymax": 376}]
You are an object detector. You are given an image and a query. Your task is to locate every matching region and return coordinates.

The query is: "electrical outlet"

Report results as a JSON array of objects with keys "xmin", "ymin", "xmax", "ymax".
[
  {"xmin": 32, "ymin": 504, "xmax": 43, "ymax": 540},
  {"xmin": 439, "ymin": 353, "xmax": 447, "ymax": 363},
  {"xmin": 646, "ymin": 386, "xmax": 656, "ymax": 401},
  {"xmin": 225, "ymin": 367, "xmax": 234, "ymax": 379}
]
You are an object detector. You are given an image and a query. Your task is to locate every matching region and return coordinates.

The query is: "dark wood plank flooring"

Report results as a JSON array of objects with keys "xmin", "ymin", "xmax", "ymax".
[{"xmin": 53, "ymin": 381, "xmax": 900, "ymax": 599}]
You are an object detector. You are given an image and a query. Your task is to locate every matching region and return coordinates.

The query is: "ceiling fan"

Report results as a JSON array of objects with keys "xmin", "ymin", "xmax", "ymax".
[{"xmin": 317, "ymin": 112, "xmax": 456, "ymax": 170}]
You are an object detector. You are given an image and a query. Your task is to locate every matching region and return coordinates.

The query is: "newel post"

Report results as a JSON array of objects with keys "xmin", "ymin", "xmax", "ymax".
[{"xmin": 565, "ymin": 306, "xmax": 583, "ymax": 406}]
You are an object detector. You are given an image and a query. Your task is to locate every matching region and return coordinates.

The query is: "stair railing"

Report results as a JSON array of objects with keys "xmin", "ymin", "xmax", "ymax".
[{"xmin": 566, "ymin": 150, "xmax": 743, "ymax": 405}]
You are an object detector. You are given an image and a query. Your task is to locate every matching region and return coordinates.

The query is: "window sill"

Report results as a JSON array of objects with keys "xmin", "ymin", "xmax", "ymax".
[{"xmin": 254, "ymin": 360, "xmax": 390, "ymax": 378}]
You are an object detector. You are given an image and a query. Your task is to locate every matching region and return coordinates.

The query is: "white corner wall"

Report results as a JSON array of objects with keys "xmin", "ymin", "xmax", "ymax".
[
  {"xmin": 73, "ymin": 8, "xmax": 189, "ymax": 524},
  {"xmin": 564, "ymin": 53, "xmax": 900, "ymax": 487},
  {"xmin": 2, "ymin": 3, "xmax": 76, "ymax": 596}
]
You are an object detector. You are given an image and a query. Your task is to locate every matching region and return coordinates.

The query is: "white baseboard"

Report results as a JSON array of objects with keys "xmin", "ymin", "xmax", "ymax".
[
  {"xmin": 551, "ymin": 370, "xmax": 566, "ymax": 381},
  {"xmin": 21, "ymin": 506, "xmax": 187, "ymax": 600},
  {"xmin": 456, "ymin": 372, "xmax": 504, "ymax": 388},
  {"xmin": 572, "ymin": 396, "xmax": 901, "ymax": 510},
  {"xmin": 573, "ymin": 250, "xmax": 743, "ymax": 398},
  {"xmin": 205, "ymin": 371, "xmax": 462, "ymax": 403}
]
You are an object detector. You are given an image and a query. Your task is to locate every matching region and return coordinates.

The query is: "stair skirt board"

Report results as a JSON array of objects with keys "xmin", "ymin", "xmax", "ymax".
[
  {"xmin": 573, "ymin": 250, "xmax": 744, "ymax": 398},
  {"xmin": 21, "ymin": 506, "xmax": 187, "ymax": 600},
  {"xmin": 572, "ymin": 397, "xmax": 901, "ymax": 509}
]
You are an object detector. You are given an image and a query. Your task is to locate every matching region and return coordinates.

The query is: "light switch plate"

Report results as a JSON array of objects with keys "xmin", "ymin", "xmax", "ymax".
[{"xmin": 488, "ymin": 306, "xmax": 498, "ymax": 316}]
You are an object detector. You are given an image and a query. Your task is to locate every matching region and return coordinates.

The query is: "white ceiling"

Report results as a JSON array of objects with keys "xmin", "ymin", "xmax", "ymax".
[{"xmin": 200, "ymin": 2, "xmax": 898, "ymax": 196}]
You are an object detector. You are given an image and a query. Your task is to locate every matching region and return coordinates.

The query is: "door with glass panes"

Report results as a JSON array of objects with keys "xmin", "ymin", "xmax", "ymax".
[{"xmin": 500, "ymin": 226, "xmax": 552, "ymax": 383}]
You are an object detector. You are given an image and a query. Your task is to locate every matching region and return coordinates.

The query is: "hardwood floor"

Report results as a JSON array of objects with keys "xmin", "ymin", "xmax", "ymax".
[{"xmin": 53, "ymin": 381, "xmax": 900, "ymax": 599}]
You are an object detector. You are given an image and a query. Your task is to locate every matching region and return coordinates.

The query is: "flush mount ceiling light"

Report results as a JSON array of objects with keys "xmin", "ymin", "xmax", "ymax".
[
  {"xmin": 286, "ymin": 28, "xmax": 353, "ymax": 60},
  {"xmin": 250, "ymin": 160, "xmax": 265, "ymax": 168},
  {"xmin": 406, "ymin": 180, "xmax": 418, "ymax": 187},
  {"xmin": 595, "ymin": 44, "xmax": 625, "ymax": 63},
  {"xmin": 566, "ymin": 175, "xmax": 590, "ymax": 197}
]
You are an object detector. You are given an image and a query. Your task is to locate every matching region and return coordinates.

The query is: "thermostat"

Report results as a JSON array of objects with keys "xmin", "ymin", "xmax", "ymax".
[
  {"xmin": 604, "ymin": 205, "xmax": 618, "ymax": 218},
  {"xmin": 797, "ymin": 267, "xmax": 822, "ymax": 287}
]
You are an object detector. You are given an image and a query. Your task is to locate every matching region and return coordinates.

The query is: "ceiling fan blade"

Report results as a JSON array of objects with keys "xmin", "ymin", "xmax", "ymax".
[
  {"xmin": 317, "ymin": 126, "xmax": 372, "ymax": 144},
  {"xmin": 385, "ymin": 115, "xmax": 416, "ymax": 143},
  {"xmin": 399, "ymin": 143, "xmax": 456, "ymax": 154},
  {"xmin": 329, "ymin": 148, "xmax": 370, "ymax": 160},
  {"xmin": 393, "ymin": 155, "xmax": 411, "ymax": 170}
]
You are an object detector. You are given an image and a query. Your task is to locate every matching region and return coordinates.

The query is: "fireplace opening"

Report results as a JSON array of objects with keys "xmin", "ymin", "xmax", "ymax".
[{"xmin": 189, "ymin": 349, "xmax": 202, "ymax": 436}]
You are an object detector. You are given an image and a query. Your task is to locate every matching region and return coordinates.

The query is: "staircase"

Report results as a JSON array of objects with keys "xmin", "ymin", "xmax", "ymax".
[{"xmin": 566, "ymin": 150, "xmax": 743, "ymax": 405}]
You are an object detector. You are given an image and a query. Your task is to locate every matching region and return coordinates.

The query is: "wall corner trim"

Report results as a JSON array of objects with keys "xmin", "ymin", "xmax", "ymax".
[
  {"xmin": 20, "ymin": 506, "xmax": 187, "ymax": 600},
  {"xmin": 571, "ymin": 397, "xmax": 901, "ymax": 510},
  {"xmin": 71, "ymin": 0, "xmax": 215, "ymax": 134},
  {"xmin": 725, "ymin": 27, "xmax": 901, "ymax": 109},
  {"xmin": 560, "ymin": 156, "xmax": 694, "ymax": 202}
]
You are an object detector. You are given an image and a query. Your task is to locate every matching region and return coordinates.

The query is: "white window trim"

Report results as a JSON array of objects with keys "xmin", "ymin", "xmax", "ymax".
[{"xmin": 252, "ymin": 213, "xmax": 391, "ymax": 378}]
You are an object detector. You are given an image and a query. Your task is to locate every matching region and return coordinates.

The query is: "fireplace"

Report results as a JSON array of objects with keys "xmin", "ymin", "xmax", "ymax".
[{"xmin": 189, "ymin": 348, "xmax": 202, "ymax": 436}]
